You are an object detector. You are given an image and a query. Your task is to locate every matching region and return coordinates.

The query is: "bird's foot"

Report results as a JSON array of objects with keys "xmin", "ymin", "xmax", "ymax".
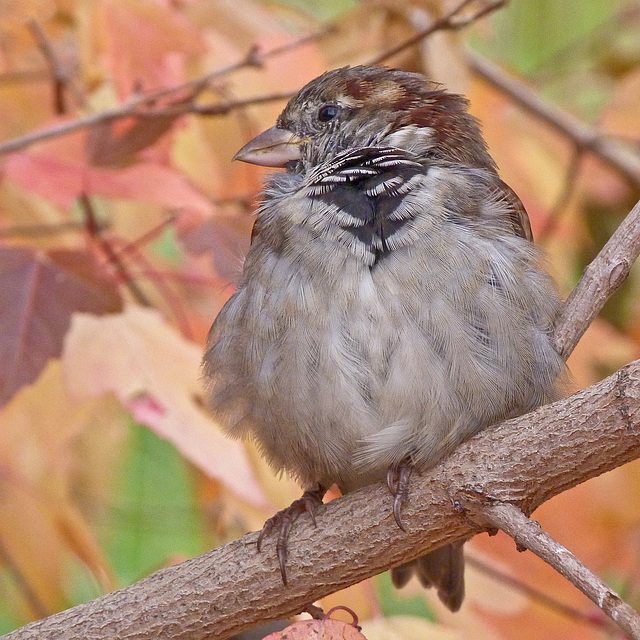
[
  {"xmin": 386, "ymin": 459, "xmax": 414, "ymax": 532},
  {"xmin": 257, "ymin": 486, "xmax": 326, "ymax": 585}
]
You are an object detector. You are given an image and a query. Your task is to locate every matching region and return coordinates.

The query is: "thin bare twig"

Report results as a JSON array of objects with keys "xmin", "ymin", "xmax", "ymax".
[
  {"xmin": 151, "ymin": 91, "xmax": 296, "ymax": 117},
  {"xmin": 0, "ymin": 69, "xmax": 50, "ymax": 85},
  {"xmin": 368, "ymin": 0, "xmax": 506, "ymax": 65},
  {"xmin": 115, "ymin": 215, "xmax": 178, "ymax": 257},
  {"xmin": 468, "ymin": 51, "xmax": 640, "ymax": 189},
  {"xmin": 0, "ymin": 220, "xmax": 107, "ymax": 238},
  {"xmin": 465, "ymin": 502, "xmax": 640, "ymax": 640},
  {"xmin": 80, "ymin": 194, "xmax": 152, "ymax": 307},
  {"xmin": 110, "ymin": 236, "xmax": 194, "ymax": 339},
  {"xmin": 0, "ymin": 28, "xmax": 330, "ymax": 156},
  {"xmin": 537, "ymin": 147, "xmax": 584, "ymax": 244},
  {"xmin": 27, "ymin": 19, "xmax": 83, "ymax": 113},
  {"xmin": 0, "ymin": 537, "xmax": 50, "ymax": 621},
  {"xmin": 553, "ymin": 198, "xmax": 640, "ymax": 359}
]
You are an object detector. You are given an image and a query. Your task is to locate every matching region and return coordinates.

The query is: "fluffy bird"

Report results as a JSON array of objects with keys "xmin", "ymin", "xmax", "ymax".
[{"xmin": 203, "ymin": 65, "xmax": 564, "ymax": 611}]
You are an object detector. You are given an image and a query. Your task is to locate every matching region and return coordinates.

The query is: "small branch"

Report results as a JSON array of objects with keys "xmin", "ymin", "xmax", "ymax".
[
  {"xmin": 553, "ymin": 198, "xmax": 640, "ymax": 360},
  {"xmin": 468, "ymin": 52, "xmax": 640, "ymax": 189},
  {"xmin": 465, "ymin": 502, "xmax": 640, "ymax": 640},
  {"xmin": 0, "ymin": 220, "xmax": 107, "ymax": 238},
  {"xmin": 27, "ymin": 19, "xmax": 82, "ymax": 113},
  {"xmin": 0, "ymin": 69, "xmax": 50, "ymax": 85},
  {"xmin": 111, "ymin": 238, "xmax": 194, "ymax": 339},
  {"xmin": 0, "ymin": 537, "xmax": 49, "ymax": 621},
  {"xmin": 537, "ymin": 147, "xmax": 583, "ymax": 244},
  {"xmin": 80, "ymin": 194, "xmax": 152, "ymax": 307},
  {"xmin": 163, "ymin": 25, "xmax": 333, "ymax": 101},
  {"xmin": 192, "ymin": 91, "xmax": 296, "ymax": 114},
  {"xmin": 368, "ymin": 0, "xmax": 505, "ymax": 65},
  {"xmin": 150, "ymin": 91, "xmax": 296, "ymax": 117},
  {"xmin": 0, "ymin": 28, "xmax": 330, "ymax": 156}
]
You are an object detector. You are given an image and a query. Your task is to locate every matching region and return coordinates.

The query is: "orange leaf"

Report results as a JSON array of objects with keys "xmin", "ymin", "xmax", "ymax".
[{"xmin": 62, "ymin": 306, "xmax": 267, "ymax": 507}]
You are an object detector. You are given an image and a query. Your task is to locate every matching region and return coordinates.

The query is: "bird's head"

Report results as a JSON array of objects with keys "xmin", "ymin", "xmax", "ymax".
[{"xmin": 233, "ymin": 65, "xmax": 495, "ymax": 171}]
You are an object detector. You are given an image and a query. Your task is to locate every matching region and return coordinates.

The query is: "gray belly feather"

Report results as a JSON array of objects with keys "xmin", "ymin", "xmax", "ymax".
[{"xmin": 204, "ymin": 191, "xmax": 563, "ymax": 491}]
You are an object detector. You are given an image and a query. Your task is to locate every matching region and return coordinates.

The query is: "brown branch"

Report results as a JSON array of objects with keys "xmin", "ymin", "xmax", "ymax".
[
  {"xmin": 3, "ymin": 197, "xmax": 640, "ymax": 640},
  {"xmin": 27, "ymin": 19, "xmax": 81, "ymax": 114},
  {"xmin": 537, "ymin": 148, "xmax": 583, "ymax": 244},
  {"xmin": 0, "ymin": 69, "xmax": 50, "ymax": 85},
  {"xmin": 468, "ymin": 52, "xmax": 640, "ymax": 189},
  {"xmin": 553, "ymin": 198, "xmax": 640, "ymax": 359},
  {"xmin": 3, "ymin": 358, "xmax": 639, "ymax": 640},
  {"xmin": 0, "ymin": 220, "xmax": 107, "ymax": 238},
  {"xmin": 150, "ymin": 91, "xmax": 296, "ymax": 117},
  {"xmin": 0, "ymin": 537, "xmax": 49, "ymax": 620},
  {"xmin": 80, "ymin": 194, "xmax": 152, "ymax": 307},
  {"xmin": 464, "ymin": 503, "xmax": 640, "ymax": 639},
  {"xmin": 0, "ymin": 29, "xmax": 330, "ymax": 156},
  {"xmin": 368, "ymin": 0, "xmax": 506, "ymax": 65}
]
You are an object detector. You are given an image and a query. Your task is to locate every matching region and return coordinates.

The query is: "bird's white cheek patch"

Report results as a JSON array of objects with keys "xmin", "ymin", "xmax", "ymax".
[{"xmin": 385, "ymin": 125, "xmax": 436, "ymax": 154}]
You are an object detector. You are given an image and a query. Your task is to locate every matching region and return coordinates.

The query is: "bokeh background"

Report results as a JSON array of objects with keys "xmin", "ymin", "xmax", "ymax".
[{"xmin": 1, "ymin": 0, "xmax": 639, "ymax": 638}]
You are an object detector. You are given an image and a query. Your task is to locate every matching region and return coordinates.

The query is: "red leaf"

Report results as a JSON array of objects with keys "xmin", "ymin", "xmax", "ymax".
[
  {"xmin": 0, "ymin": 246, "xmax": 122, "ymax": 406},
  {"xmin": 5, "ymin": 152, "xmax": 215, "ymax": 215}
]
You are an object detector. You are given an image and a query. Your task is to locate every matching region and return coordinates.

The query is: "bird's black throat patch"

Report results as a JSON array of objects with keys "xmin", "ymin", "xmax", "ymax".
[{"xmin": 303, "ymin": 147, "xmax": 424, "ymax": 265}]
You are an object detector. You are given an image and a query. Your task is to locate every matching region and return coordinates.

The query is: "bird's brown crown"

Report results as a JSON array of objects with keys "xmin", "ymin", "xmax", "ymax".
[{"xmin": 276, "ymin": 65, "xmax": 495, "ymax": 170}]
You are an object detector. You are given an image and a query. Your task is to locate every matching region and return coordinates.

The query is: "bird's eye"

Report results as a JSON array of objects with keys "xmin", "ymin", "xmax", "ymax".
[{"xmin": 317, "ymin": 104, "xmax": 340, "ymax": 122}]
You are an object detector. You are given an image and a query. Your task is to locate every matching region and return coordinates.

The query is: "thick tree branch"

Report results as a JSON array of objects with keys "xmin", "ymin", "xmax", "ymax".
[
  {"xmin": 464, "ymin": 502, "xmax": 640, "ymax": 639},
  {"xmin": 3, "ymin": 209, "xmax": 640, "ymax": 637},
  {"xmin": 3, "ymin": 358, "xmax": 640, "ymax": 640}
]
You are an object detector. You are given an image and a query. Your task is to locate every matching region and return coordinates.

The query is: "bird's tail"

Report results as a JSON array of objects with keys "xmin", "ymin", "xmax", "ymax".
[{"xmin": 390, "ymin": 542, "xmax": 465, "ymax": 612}]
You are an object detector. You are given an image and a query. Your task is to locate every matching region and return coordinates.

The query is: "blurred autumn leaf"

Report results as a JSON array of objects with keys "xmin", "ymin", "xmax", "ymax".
[
  {"xmin": 0, "ymin": 0, "xmax": 639, "ymax": 638},
  {"xmin": 0, "ymin": 246, "xmax": 122, "ymax": 406},
  {"xmin": 62, "ymin": 306, "xmax": 267, "ymax": 507}
]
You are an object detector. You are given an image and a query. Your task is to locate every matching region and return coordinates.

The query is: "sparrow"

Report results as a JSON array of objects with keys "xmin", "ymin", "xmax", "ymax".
[{"xmin": 203, "ymin": 65, "xmax": 564, "ymax": 611}]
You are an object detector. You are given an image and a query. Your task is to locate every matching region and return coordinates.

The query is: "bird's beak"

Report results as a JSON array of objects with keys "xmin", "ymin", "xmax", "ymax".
[{"xmin": 232, "ymin": 126, "xmax": 305, "ymax": 167}]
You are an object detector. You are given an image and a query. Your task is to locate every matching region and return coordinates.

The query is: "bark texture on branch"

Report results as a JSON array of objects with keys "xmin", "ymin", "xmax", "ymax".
[
  {"xmin": 553, "ymin": 200, "xmax": 640, "ymax": 359},
  {"xmin": 4, "ymin": 359, "xmax": 640, "ymax": 640}
]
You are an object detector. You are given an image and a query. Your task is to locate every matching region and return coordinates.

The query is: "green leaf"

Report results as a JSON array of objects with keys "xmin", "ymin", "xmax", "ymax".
[
  {"xmin": 376, "ymin": 572, "xmax": 435, "ymax": 620},
  {"xmin": 104, "ymin": 420, "xmax": 204, "ymax": 585}
]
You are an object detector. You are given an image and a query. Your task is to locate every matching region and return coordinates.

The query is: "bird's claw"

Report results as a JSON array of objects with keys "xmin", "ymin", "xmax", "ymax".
[
  {"xmin": 387, "ymin": 460, "xmax": 414, "ymax": 531},
  {"xmin": 257, "ymin": 487, "xmax": 325, "ymax": 585}
]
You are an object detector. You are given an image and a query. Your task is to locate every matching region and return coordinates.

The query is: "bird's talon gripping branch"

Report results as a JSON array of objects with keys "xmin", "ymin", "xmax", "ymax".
[
  {"xmin": 257, "ymin": 487, "xmax": 326, "ymax": 585},
  {"xmin": 387, "ymin": 459, "xmax": 413, "ymax": 532}
]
